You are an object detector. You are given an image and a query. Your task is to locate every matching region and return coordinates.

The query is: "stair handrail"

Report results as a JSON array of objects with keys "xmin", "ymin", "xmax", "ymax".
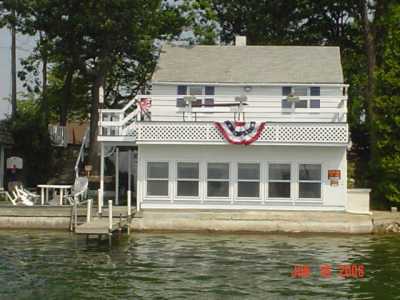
[
  {"xmin": 101, "ymin": 108, "xmax": 140, "ymax": 128},
  {"xmin": 75, "ymin": 127, "xmax": 90, "ymax": 179},
  {"xmin": 100, "ymin": 94, "xmax": 146, "ymax": 114},
  {"xmin": 99, "ymin": 95, "xmax": 150, "ymax": 125}
]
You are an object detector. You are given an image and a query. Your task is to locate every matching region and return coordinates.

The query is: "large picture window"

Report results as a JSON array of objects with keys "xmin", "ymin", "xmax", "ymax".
[
  {"xmin": 268, "ymin": 164, "xmax": 291, "ymax": 198},
  {"xmin": 237, "ymin": 163, "xmax": 260, "ymax": 198},
  {"xmin": 147, "ymin": 162, "xmax": 169, "ymax": 196},
  {"xmin": 299, "ymin": 164, "xmax": 321, "ymax": 199},
  {"xmin": 207, "ymin": 163, "xmax": 229, "ymax": 197},
  {"xmin": 177, "ymin": 162, "xmax": 199, "ymax": 197}
]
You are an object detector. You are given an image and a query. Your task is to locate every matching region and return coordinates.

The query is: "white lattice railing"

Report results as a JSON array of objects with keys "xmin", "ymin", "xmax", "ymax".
[{"xmin": 100, "ymin": 121, "xmax": 348, "ymax": 145}]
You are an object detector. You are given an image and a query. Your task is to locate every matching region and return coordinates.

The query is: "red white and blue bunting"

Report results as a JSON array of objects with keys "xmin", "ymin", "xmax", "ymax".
[{"xmin": 214, "ymin": 121, "xmax": 266, "ymax": 145}]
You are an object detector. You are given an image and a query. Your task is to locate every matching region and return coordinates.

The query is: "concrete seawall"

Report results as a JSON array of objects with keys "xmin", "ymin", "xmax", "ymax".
[
  {"xmin": 0, "ymin": 206, "xmax": 127, "ymax": 229},
  {"xmin": 131, "ymin": 210, "xmax": 374, "ymax": 234},
  {"xmin": 1, "ymin": 206, "xmax": 399, "ymax": 234}
]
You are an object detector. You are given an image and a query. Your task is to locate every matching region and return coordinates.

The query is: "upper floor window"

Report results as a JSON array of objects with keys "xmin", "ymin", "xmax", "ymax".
[
  {"xmin": 281, "ymin": 86, "xmax": 320, "ymax": 109},
  {"xmin": 176, "ymin": 85, "xmax": 215, "ymax": 107}
]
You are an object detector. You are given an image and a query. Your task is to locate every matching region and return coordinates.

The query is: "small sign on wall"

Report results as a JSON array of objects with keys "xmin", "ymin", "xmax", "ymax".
[{"xmin": 328, "ymin": 170, "xmax": 341, "ymax": 186}]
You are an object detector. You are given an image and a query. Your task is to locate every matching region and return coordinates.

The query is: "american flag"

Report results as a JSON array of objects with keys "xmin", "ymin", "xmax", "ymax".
[{"xmin": 137, "ymin": 98, "xmax": 152, "ymax": 112}]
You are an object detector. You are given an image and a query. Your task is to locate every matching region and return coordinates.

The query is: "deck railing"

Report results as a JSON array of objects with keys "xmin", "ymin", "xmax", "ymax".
[{"xmin": 98, "ymin": 94, "xmax": 348, "ymax": 144}]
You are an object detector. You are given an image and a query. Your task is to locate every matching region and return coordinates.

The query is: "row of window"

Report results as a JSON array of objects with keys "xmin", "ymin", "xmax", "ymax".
[
  {"xmin": 175, "ymin": 85, "xmax": 323, "ymax": 109},
  {"xmin": 146, "ymin": 162, "xmax": 322, "ymax": 199}
]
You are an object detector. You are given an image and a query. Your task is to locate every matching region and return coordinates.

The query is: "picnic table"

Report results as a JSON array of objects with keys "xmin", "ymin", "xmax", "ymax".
[{"xmin": 37, "ymin": 184, "xmax": 73, "ymax": 205}]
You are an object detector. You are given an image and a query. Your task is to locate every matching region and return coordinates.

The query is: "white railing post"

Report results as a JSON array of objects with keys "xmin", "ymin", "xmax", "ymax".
[
  {"xmin": 127, "ymin": 190, "xmax": 131, "ymax": 217},
  {"xmin": 108, "ymin": 200, "xmax": 113, "ymax": 231},
  {"xmin": 98, "ymin": 189, "xmax": 102, "ymax": 214},
  {"xmin": 115, "ymin": 147, "xmax": 119, "ymax": 205},
  {"xmin": 86, "ymin": 199, "xmax": 92, "ymax": 223}
]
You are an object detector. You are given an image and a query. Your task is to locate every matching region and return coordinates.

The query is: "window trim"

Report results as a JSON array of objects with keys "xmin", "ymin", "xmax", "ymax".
[
  {"xmin": 145, "ymin": 161, "xmax": 170, "ymax": 199},
  {"xmin": 206, "ymin": 162, "xmax": 230, "ymax": 199},
  {"xmin": 281, "ymin": 86, "xmax": 321, "ymax": 110},
  {"xmin": 176, "ymin": 161, "xmax": 200, "ymax": 199},
  {"xmin": 237, "ymin": 162, "xmax": 261, "ymax": 200},
  {"xmin": 297, "ymin": 163, "xmax": 323, "ymax": 201},
  {"xmin": 176, "ymin": 85, "xmax": 215, "ymax": 108},
  {"xmin": 267, "ymin": 162, "xmax": 292, "ymax": 201}
]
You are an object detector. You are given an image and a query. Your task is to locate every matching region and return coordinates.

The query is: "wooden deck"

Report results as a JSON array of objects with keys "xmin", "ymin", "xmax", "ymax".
[{"xmin": 75, "ymin": 217, "xmax": 130, "ymax": 235}]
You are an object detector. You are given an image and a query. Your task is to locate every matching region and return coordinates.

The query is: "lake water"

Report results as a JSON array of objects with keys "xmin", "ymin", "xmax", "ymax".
[{"xmin": 0, "ymin": 230, "xmax": 399, "ymax": 299}]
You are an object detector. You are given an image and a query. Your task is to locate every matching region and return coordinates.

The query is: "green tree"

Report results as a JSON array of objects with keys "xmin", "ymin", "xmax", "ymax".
[
  {"xmin": 373, "ymin": 3, "xmax": 400, "ymax": 204},
  {"xmin": 2, "ymin": 0, "xmax": 186, "ymax": 175}
]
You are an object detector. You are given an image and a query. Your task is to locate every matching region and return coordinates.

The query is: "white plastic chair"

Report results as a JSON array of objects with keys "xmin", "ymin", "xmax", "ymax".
[
  {"xmin": 5, "ymin": 191, "xmax": 17, "ymax": 205},
  {"xmin": 21, "ymin": 187, "xmax": 40, "ymax": 201},
  {"xmin": 11, "ymin": 187, "xmax": 35, "ymax": 206},
  {"xmin": 65, "ymin": 177, "xmax": 89, "ymax": 205}
]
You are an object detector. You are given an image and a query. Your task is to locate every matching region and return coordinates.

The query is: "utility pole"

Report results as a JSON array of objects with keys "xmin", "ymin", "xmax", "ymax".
[{"xmin": 11, "ymin": 8, "xmax": 17, "ymax": 119}]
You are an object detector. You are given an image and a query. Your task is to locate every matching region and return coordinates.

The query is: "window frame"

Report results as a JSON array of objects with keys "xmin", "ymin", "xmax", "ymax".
[
  {"xmin": 297, "ymin": 163, "xmax": 323, "ymax": 201},
  {"xmin": 206, "ymin": 162, "xmax": 230, "ymax": 199},
  {"xmin": 281, "ymin": 86, "xmax": 321, "ymax": 110},
  {"xmin": 176, "ymin": 161, "xmax": 200, "ymax": 199},
  {"xmin": 267, "ymin": 162, "xmax": 292, "ymax": 200},
  {"xmin": 237, "ymin": 162, "xmax": 261, "ymax": 200},
  {"xmin": 145, "ymin": 161, "xmax": 170, "ymax": 198},
  {"xmin": 176, "ymin": 85, "xmax": 215, "ymax": 108}
]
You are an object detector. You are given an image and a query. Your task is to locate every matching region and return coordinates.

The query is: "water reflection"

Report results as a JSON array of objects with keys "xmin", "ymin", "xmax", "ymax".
[{"xmin": 0, "ymin": 230, "xmax": 399, "ymax": 299}]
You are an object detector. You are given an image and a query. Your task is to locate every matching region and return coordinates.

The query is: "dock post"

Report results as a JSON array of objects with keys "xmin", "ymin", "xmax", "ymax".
[
  {"xmin": 86, "ymin": 199, "xmax": 92, "ymax": 223},
  {"xmin": 108, "ymin": 200, "xmax": 113, "ymax": 247},
  {"xmin": 108, "ymin": 200, "xmax": 113, "ymax": 231},
  {"xmin": 98, "ymin": 189, "xmax": 102, "ymax": 215},
  {"xmin": 100, "ymin": 143, "xmax": 104, "ymax": 213},
  {"xmin": 115, "ymin": 147, "xmax": 119, "ymax": 206}
]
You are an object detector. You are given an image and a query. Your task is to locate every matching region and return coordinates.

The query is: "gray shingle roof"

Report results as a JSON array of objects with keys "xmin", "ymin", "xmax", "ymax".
[{"xmin": 152, "ymin": 45, "xmax": 344, "ymax": 84}]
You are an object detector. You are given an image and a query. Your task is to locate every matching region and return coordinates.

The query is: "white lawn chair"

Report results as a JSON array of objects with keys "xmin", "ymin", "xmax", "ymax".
[
  {"xmin": 21, "ymin": 187, "xmax": 40, "ymax": 202},
  {"xmin": 65, "ymin": 177, "xmax": 88, "ymax": 205},
  {"xmin": 10, "ymin": 187, "xmax": 35, "ymax": 206},
  {"xmin": 5, "ymin": 191, "xmax": 17, "ymax": 205}
]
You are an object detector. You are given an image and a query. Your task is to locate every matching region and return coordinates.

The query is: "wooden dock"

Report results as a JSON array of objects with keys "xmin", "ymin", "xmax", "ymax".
[
  {"xmin": 75, "ymin": 217, "xmax": 129, "ymax": 235},
  {"xmin": 72, "ymin": 200, "xmax": 133, "ymax": 243}
]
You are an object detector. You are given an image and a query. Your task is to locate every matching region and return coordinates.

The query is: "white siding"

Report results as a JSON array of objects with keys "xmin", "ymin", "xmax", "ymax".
[
  {"xmin": 150, "ymin": 84, "xmax": 346, "ymax": 122},
  {"xmin": 137, "ymin": 144, "xmax": 347, "ymax": 211}
]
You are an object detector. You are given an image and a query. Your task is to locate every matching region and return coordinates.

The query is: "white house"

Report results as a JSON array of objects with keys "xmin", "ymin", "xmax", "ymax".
[{"xmin": 98, "ymin": 36, "xmax": 367, "ymax": 213}]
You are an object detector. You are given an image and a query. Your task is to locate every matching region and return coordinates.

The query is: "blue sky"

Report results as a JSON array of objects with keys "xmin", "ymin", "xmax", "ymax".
[{"xmin": 0, "ymin": 27, "xmax": 36, "ymax": 118}]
